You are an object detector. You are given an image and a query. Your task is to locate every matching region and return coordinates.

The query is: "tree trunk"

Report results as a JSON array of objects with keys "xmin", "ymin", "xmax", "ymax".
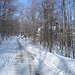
[
  {"xmin": 63, "ymin": 0, "xmax": 68, "ymax": 57},
  {"xmin": 49, "ymin": 0, "xmax": 53, "ymax": 52},
  {"xmin": 69, "ymin": 0, "xmax": 74, "ymax": 58}
]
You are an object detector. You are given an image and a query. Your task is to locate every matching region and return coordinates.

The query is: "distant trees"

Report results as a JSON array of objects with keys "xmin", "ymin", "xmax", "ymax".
[{"xmin": 0, "ymin": 0, "xmax": 19, "ymax": 40}]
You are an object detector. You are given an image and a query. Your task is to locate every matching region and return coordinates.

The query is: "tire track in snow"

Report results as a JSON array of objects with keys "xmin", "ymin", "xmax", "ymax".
[{"xmin": 17, "ymin": 38, "xmax": 38, "ymax": 75}]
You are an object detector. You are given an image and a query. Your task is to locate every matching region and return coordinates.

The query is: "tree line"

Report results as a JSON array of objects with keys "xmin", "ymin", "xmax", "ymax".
[{"xmin": 0, "ymin": 0, "xmax": 20, "ymax": 42}]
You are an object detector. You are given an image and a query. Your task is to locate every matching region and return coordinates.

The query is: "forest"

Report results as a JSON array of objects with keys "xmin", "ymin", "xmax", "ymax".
[{"xmin": 0, "ymin": 0, "xmax": 75, "ymax": 58}]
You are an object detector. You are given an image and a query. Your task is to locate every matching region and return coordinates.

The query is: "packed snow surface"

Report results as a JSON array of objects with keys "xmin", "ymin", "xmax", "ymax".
[{"xmin": 0, "ymin": 36, "xmax": 75, "ymax": 75}]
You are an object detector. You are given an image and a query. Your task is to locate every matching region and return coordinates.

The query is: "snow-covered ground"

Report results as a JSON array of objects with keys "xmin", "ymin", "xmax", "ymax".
[
  {"xmin": 0, "ymin": 36, "xmax": 75, "ymax": 75},
  {"xmin": 0, "ymin": 36, "xmax": 20, "ymax": 75}
]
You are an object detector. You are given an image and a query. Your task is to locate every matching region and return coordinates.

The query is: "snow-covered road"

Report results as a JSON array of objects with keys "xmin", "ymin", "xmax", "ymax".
[
  {"xmin": 0, "ymin": 36, "xmax": 38, "ymax": 75},
  {"xmin": 0, "ymin": 36, "xmax": 75, "ymax": 75}
]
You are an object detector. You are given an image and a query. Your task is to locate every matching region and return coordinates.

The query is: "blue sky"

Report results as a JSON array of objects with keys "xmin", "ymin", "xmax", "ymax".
[
  {"xmin": 13, "ymin": 0, "xmax": 30, "ymax": 18},
  {"xmin": 19, "ymin": 0, "xmax": 27, "ymax": 3},
  {"xmin": 15, "ymin": 0, "xmax": 74, "ymax": 20},
  {"xmin": 18, "ymin": 0, "xmax": 28, "ymax": 6}
]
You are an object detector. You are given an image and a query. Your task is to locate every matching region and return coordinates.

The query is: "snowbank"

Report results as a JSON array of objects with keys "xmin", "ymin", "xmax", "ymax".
[{"xmin": 19, "ymin": 38, "xmax": 75, "ymax": 75}]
